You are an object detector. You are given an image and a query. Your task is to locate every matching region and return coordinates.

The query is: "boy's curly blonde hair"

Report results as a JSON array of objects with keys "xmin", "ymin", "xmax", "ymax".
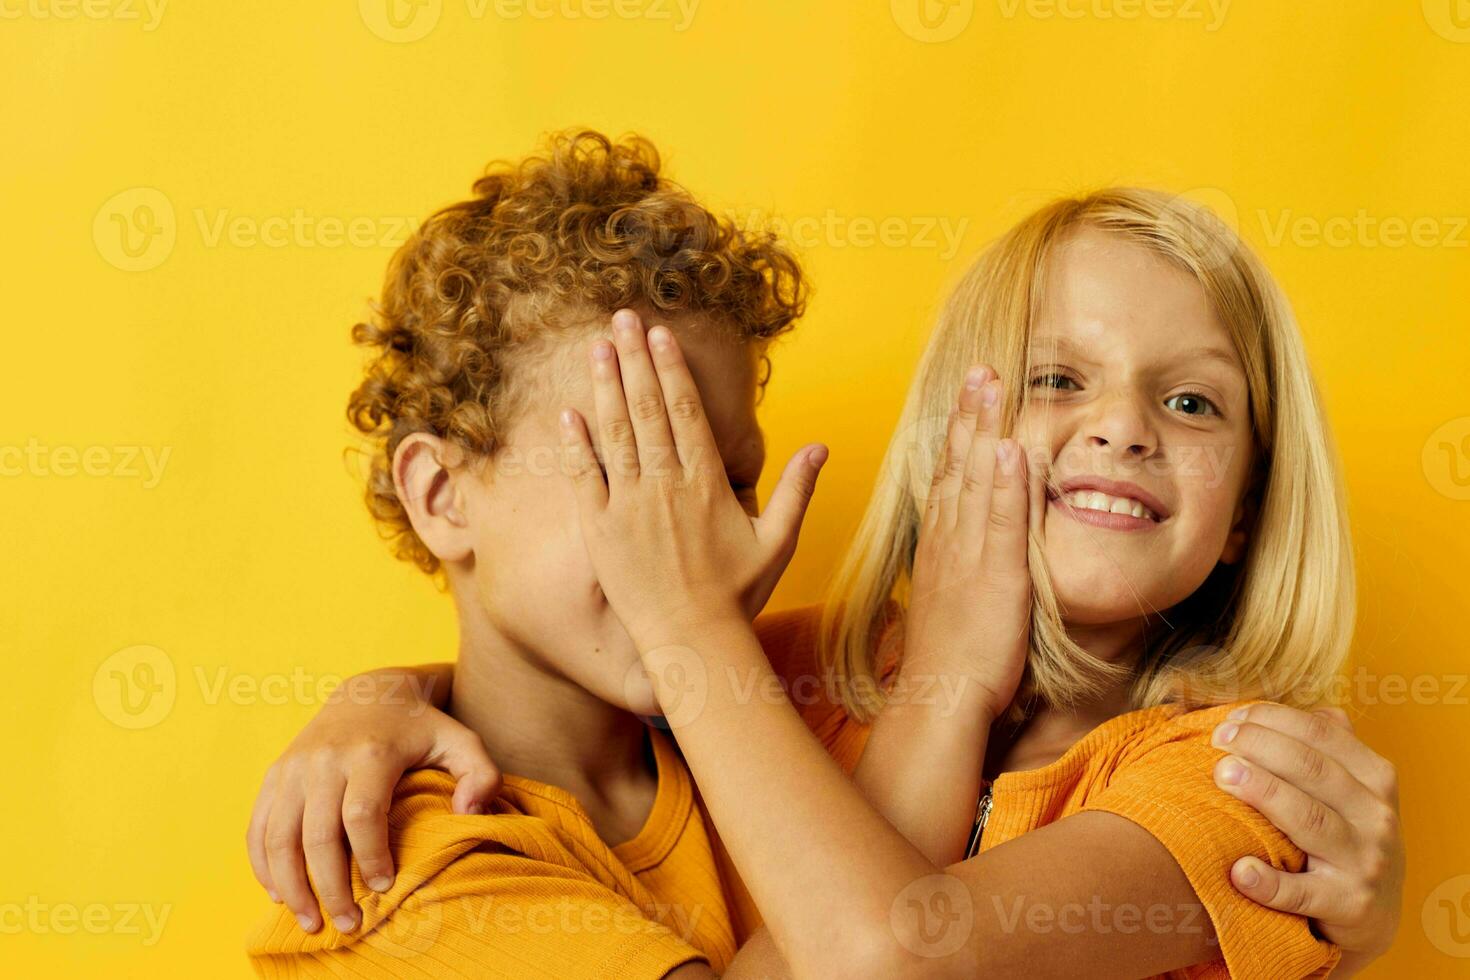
[{"xmin": 347, "ymin": 130, "xmax": 808, "ymax": 574}]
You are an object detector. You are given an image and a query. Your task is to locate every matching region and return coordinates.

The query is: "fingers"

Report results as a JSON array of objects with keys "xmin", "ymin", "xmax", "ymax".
[
  {"xmin": 1210, "ymin": 749, "xmax": 1355, "ymax": 863},
  {"xmin": 755, "ymin": 444, "xmax": 828, "ymax": 562},
  {"xmin": 929, "ymin": 367, "xmax": 992, "ymax": 533},
  {"xmin": 954, "ymin": 377, "xmax": 1001, "ymax": 542},
  {"xmin": 1229, "ymin": 859, "xmax": 1348, "ymax": 921},
  {"xmin": 559, "ymin": 407, "xmax": 609, "ymax": 513},
  {"xmin": 982, "ymin": 438, "xmax": 1031, "ymax": 574},
  {"xmin": 432, "ymin": 727, "xmax": 503, "ymax": 816},
  {"xmin": 1026, "ymin": 438, "xmax": 1046, "ymax": 541},
  {"xmin": 247, "ymin": 767, "xmax": 281, "ymax": 903},
  {"xmin": 302, "ymin": 772, "xmax": 360, "ymax": 932},
  {"xmin": 646, "ymin": 325, "xmax": 721, "ymax": 475},
  {"xmin": 264, "ymin": 779, "xmax": 322, "ymax": 932},
  {"xmin": 610, "ymin": 309, "xmax": 677, "ymax": 477},
  {"xmin": 1227, "ymin": 702, "xmax": 1396, "ymax": 806},
  {"xmin": 341, "ymin": 760, "xmax": 405, "ymax": 896},
  {"xmin": 589, "ymin": 338, "xmax": 638, "ymax": 488}
]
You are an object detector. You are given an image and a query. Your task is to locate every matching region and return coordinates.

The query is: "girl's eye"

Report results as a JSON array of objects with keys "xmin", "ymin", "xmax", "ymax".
[
  {"xmin": 1164, "ymin": 392, "xmax": 1221, "ymax": 417},
  {"xmin": 1030, "ymin": 372, "xmax": 1078, "ymax": 391}
]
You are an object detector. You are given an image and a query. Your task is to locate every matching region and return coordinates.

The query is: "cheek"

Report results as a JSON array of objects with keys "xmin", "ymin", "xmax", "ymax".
[
  {"xmin": 1013, "ymin": 410, "xmax": 1054, "ymax": 453},
  {"xmin": 473, "ymin": 477, "xmax": 604, "ymax": 614}
]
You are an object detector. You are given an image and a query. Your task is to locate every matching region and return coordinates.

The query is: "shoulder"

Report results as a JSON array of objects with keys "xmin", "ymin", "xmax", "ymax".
[
  {"xmin": 1082, "ymin": 702, "xmax": 1281, "ymax": 823},
  {"xmin": 1078, "ymin": 701, "xmax": 1339, "ymax": 978},
  {"xmin": 754, "ymin": 601, "xmax": 904, "ymax": 687},
  {"xmin": 246, "ymin": 770, "xmax": 706, "ymax": 976}
]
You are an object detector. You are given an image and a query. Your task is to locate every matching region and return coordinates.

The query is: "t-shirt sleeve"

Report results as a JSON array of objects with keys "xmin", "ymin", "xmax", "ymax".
[
  {"xmin": 754, "ymin": 604, "xmax": 902, "ymax": 773},
  {"xmin": 246, "ymin": 846, "xmax": 708, "ymax": 980},
  {"xmin": 754, "ymin": 606, "xmax": 849, "ymax": 744},
  {"xmin": 1080, "ymin": 706, "xmax": 1340, "ymax": 979}
]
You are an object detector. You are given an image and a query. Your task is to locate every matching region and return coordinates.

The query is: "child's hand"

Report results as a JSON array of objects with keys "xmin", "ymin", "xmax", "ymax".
[
  {"xmin": 558, "ymin": 309, "xmax": 826, "ymax": 651},
  {"xmin": 245, "ymin": 667, "xmax": 500, "ymax": 934},
  {"xmin": 1211, "ymin": 703, "xmax": 1404, "ymax": 973},
  {"xmin": 904, "ymin": 366, "xmax": 1042, "ymax": 721}
]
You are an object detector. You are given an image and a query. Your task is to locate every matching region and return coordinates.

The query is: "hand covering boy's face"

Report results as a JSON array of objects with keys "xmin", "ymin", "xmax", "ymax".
[{"xmin": 461, "ymin": 315, "xmax": 767, "ymax": 716}]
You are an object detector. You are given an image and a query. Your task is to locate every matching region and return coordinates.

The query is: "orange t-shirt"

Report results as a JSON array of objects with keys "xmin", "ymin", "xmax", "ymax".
[
  {"xmin": 247, "ymin": 728, "xmax": 741, "ymax": 979},
  {"xmin": 751, "ymin": 605, "xmax": 1340, "ymax": 979},
  {"xmin": 246, "ymin": 605, "xmax": 1337, "ymax": 978}
]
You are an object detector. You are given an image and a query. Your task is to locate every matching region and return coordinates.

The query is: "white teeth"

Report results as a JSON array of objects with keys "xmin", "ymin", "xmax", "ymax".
[{"xmin": 1063, "ymin": 489, "xmax": 1156, "ymax": 521}]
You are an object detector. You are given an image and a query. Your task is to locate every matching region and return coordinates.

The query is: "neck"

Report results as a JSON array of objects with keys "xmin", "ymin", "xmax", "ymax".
[
  {"xmin": 991, "ymin": 617, "xmax": 1148, "ymax": 774},
  {"xmin": 1062, "ymin": 616, "xmax": 1148, "ymax": 719},
  {"xmin": 446, "ymin": 582, "xmax": 654, "ymax": 802}
]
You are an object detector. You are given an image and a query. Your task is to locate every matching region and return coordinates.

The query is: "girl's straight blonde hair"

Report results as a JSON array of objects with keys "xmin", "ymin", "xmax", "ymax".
[{"xmin": 819, "ymin": 188, "xmax": 1355, "ymax": 723}]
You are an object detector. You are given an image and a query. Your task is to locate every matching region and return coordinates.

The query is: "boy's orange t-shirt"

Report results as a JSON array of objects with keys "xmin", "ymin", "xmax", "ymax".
[
  {"xmin": 246, "ymin": 606, "xmax": 1337, "ymax": 978},
  {"xmin": 247, "ymin": 728, "xmax": 740, "ymax": 979}
]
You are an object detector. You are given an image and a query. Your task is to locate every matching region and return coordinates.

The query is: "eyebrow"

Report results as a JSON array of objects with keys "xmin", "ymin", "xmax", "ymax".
[
  {"xmin": 1172, "ymin": 345, "xmax": 1244, "ymax": 371},
  {"xmin": 1028, "ymin": 336, "xmax": 1243, "ymax": 373}
]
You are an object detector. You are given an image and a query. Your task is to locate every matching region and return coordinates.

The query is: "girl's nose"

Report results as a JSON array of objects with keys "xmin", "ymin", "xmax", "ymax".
[{"xmin": 1084, "ymin": 391, "xmax": 1158, "ymax": 458}]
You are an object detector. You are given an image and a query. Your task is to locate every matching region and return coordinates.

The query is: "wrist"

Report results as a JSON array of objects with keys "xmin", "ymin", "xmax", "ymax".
[{"xmin": 627, "ymin": 601, "xmax": 750, "ymax": 654}]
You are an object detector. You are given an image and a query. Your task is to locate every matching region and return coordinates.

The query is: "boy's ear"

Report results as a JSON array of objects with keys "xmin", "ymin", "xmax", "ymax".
[{"xmin": 392, "ymin": 434, "xmax": 474, "ymax": 565}]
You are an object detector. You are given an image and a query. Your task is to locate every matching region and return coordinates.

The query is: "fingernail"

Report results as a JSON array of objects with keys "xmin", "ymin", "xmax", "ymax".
[
  {"xmin": 464, "ymin": 802, "xmax": 484, "ymax": 815},
  {"xmin": 368, "ymin": 876, "xmax": 394, "ymax": 893},
  {"xmin": 592, "ymin": 341, "xmax": 614, "ymax": 361},
  {"xmin": 996, "ymin": 439, "xmax": 1016, "ymax": 472},
  {"xmin": 296, "ymin": 913, "xmax": 318, "ymax": 932},
  {"xmin": 807, "ymin": 445, "xmax": 829, "ymax": 467},
  {"xmin": 267, "ymin": 889, "xmax": 280, "ymax": 903},
  {"xmin": 334, "ymin": 912, "xmax": 359, "ymax": 932},
  {"xmin": 1212, "ymin": 722, "xmax": 1239, "ymax": 747},
  {"xmin": 964, "ymin": 367, "xmax": 986, "ymax": 390},
  {"xmin": 1216, "ymin": 757, "xmax": 1248, "ymax": 786},
  {"xmin": 1233, "ymin": 859, "xmax": 1260, "ymax": 889},
  {"xmin": 981, "ymin": 381, "xmax": 999, "ymax": 408},
  {"xmin": 1227, "ymin": 707, "xmax": 1248, "ymax": 722},
  {"xmin": 613, "ymin": 309, "xmax": 638, "ymax": 332}
]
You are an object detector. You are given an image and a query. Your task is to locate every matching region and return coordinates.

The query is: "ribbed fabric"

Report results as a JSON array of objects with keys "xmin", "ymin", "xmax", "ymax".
[
  {"xmin": 749, "ymin": 606, "xmax": 1341, "ymax": 979},
  {"xmin": 245, "ymin": 606, "xmax": 1338, "ymax": 977},
  {"xmin": 246, "ymin": 730, "xmax": 736, "ymax": 979}
]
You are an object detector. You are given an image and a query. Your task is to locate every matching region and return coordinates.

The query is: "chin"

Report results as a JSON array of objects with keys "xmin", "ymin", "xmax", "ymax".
[
  {"xmin": 1047, "ymin": 562, "xmax": 1169, "ymax": 624},
  {"xmin": 620, "ymin": 683, "xmax": 664, "ymax": 718}
]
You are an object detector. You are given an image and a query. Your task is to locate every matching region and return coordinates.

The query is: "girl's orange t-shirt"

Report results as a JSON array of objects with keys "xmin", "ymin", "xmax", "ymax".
[{"xmin": 246, "ymin": 605, "xmax": 1337, "ymax": 978}]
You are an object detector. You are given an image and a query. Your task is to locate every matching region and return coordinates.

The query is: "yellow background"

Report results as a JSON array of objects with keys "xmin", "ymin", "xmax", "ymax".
[{"xmin": 3, "ymin": 1, "xmax": 1468, "ymax": 975}]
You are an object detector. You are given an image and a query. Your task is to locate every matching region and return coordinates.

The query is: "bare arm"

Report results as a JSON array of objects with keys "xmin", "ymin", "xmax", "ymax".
[{"xmin": 852, "ymin": 367, "xmax": 1036, "ymax": 864}]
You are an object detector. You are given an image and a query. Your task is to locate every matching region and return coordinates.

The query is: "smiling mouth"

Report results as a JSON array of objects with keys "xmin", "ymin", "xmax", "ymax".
[
  {"xmin": 1058, "ymin": 489, "xmax": 1158, "ymax": 522},
  {"xmin": 1047, "ymin": 487, "xmax": 1165, "ymax": 530}
]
